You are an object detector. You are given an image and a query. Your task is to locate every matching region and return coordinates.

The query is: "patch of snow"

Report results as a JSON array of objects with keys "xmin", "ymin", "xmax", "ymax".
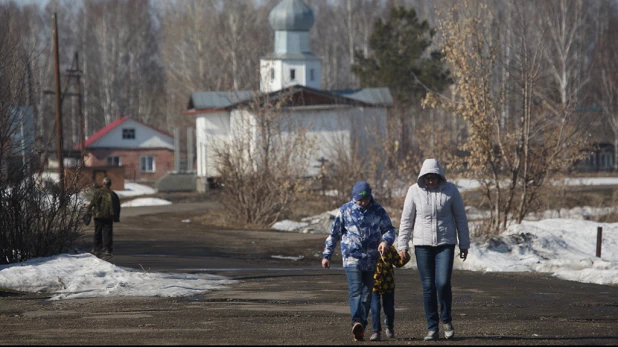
[
  {"xmin": 271, "ymin": 255, "xmax": 305, "ymax": 261},
  {"xmin": 121, "ymin": 198, "xmax": 172, "ymax": 207},
  {"xmin": 271, "ymin": 220, "xmax": 309, "ymax": 231}
]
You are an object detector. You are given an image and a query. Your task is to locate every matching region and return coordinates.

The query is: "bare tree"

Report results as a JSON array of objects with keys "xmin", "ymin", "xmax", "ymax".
[
  {"xmin": 0, "ymin": 4, "xmax": 85, "ymax": 265},
  {"xmin": 592, "ymin": 1, "xmax": 618, "ymax": 170},
  {"xmin": 540, "ymin": 0, "xmax": 593, "ymax": 107},
  {"xmin": 210, "ymin": 92, "xmax": 316, "ymax": 227},
  {"xmin": 311, "ymin": 0, "xmax": 387, "ymax": 90},
  {"xmin": 77, "ymin": 0, "xmax": 163, "ymax": 130},
  {"xmin": 424, "ymin": 0, "xmax": 591, "ymax": 234},
  {"xmin": 210, "ymin": 1, "xmax": 270, "ymax": 91}
]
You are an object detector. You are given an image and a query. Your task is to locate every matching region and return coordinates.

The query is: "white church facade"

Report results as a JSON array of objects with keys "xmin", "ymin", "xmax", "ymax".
[{"xmin": 184, "ymin": 0, "xmax": 393, "ymax": 192}]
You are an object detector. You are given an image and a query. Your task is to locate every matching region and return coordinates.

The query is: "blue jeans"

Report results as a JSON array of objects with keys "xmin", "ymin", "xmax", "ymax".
[
  {"xmin": 415, "ymin": 245, "xmax": 455, "ymax": 332},
  {"xmin": 345, "ymin": 268, "xmax": 375, "ymax": 328},
  {"xmin": 371, "ymin": 291, "xmax": 394, "ymax": 333}
]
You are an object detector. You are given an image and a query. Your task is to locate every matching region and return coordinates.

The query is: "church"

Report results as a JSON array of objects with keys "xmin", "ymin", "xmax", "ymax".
[{"xmin": 184, "ymin": 0, "xmax": 393, "ymax": 192}]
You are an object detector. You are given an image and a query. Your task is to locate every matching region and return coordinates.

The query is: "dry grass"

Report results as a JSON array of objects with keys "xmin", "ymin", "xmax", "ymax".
[
  {"xmin": 462, "ymin": 185, "xmax": 618, "ymax": 224},
  {"xmin": 193, "ymin": 196, "xmax": 332, "ymax": 230},
  {"xmin": 191, "ymin": 183, "xmax": 618, "ymax": 230}
]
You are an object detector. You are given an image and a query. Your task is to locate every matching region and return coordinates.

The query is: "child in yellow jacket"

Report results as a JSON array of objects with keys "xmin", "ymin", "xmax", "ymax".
[{"xmin": 369, "ymin": 245, "xmax": 411, "ymax": 341}]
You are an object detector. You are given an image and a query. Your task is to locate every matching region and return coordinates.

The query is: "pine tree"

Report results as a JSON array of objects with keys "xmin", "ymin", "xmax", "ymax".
[
  {"xmin": 351, "ymin": 6, "xmax": 450, "ymax": 107},
  {"xmin": 351, "ymin": 6, "xmax": 450, "ymax": 165}
]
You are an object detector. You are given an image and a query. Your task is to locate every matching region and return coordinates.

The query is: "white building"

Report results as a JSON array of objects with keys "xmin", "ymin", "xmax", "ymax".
[{"xmin": 184, "ymin": 0, "xmax": 393, "ymax": 192}]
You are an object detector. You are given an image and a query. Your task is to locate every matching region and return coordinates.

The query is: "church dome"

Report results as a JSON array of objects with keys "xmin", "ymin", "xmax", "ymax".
[{"xmin": 269, "ymin": 0, "xmax": 315, "ymax": 31}]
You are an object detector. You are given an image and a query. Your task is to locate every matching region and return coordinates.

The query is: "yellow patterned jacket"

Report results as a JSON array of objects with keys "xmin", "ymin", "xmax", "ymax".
[{"xmin": 373, "ymin": 246, "xmax": 411, "ymax": 294}]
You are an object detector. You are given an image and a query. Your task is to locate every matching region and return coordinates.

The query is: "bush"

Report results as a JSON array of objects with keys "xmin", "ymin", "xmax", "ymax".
[
  {"xmin": 0, "ymin": 165, "xmax": 87, "ymax": 265},
  {"xmin": 210, "ymin": 93, "xmax": 316, "ymax": 227}
]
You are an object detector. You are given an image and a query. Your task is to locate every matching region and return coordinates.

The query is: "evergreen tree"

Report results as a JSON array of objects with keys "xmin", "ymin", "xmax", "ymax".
[
  {"xmin": 351, "ymin": 6, "xmax": 450, "ymax": 107},
  {"xmin": 351, "ymin": 6, "xmax": 450, "ymax": 166}
]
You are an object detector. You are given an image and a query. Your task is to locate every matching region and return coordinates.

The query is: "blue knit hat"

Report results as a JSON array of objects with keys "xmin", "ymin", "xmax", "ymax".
[{"xmin": 352, "ymin": 181, "xmax": 372, "ymax": 201}]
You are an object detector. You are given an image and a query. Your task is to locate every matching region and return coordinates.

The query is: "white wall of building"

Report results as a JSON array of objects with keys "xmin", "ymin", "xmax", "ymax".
[
  {"xmin": 196, "ymin": 111, "xmax": 231, "ymax": 177},
  {"xmin": 195, "ymin": 106, "xmax": 387, "ymax": 178},
  {"xmin": 89, "ymin": 119, "xmax": 174, "ymax": 149},
  {"xmin": 260, "ymin": 60, "xmax": 283, "ymax": 92},
  {"xmin": 260, "ymin": 59, "xmax": 321, "ymax": 92},
  {"xmin": 292, "ymin": 107, "xmax": 387, "ymax": 175},
  {"xmin": 274, "ymin": 31, "xmax": 310, "ymax": 54}
]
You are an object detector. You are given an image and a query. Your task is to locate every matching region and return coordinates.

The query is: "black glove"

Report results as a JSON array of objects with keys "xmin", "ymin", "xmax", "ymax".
[{"xmin": 82, "ymin": 212, "xmax": 92, "ymax": 226}]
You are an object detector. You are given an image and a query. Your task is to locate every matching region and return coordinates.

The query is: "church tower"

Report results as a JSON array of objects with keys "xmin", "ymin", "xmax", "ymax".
[{"xmin": 260, "ymin": 0, "xmax": 322, "ymax": 92}]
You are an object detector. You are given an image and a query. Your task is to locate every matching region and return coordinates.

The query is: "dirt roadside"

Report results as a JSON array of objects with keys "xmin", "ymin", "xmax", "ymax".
[{"xmin": 1, "ymin": 202, "xmax": 618, "ymax": 345}]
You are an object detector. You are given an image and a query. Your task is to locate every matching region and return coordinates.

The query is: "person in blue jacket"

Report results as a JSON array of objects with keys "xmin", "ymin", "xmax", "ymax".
[{"xmin": 322, "ymin": 181, "xmax": 397, "ymax": 342}]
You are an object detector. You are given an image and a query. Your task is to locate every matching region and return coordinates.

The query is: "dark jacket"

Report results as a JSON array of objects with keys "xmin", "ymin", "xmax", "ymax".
[
  {"xmin": 372, "ymin": 246, "xmax": 411, "ymax": 294},
  {"xmin": 88, "ymin": 187, "xmax": 121, "ymax": 222}
]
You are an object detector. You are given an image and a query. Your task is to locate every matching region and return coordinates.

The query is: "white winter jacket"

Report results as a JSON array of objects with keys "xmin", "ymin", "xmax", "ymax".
[{"xmin": 397, "ymin": 159, "xmax": 471, "ymax": 251}]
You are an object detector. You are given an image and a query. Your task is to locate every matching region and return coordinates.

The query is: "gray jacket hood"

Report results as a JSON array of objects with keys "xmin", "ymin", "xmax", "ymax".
[{"xmin": 418, "ymin": 158, "xmax": 446, "ymax": 189}]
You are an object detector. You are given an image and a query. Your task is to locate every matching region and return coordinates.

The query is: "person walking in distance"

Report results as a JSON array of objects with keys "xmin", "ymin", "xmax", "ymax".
[
  {"xmin": 86, "ymin": 177, "xmax": 121, "ymax": 257},
  {"xmin": 322, "ymin": 181, "xmax": 397, "ymax": 342},
  {"xmin": 398, "ymin": 159, "xmax": 470, "ymax": 341},
  {"xmin": 368, "ymin": 245, "xmax": 411, "ymax": 341}
]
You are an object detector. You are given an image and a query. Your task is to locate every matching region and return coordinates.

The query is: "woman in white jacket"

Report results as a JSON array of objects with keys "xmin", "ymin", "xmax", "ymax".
[{"xmin": 397, "ymin": 158, "xmax": 470, "ymax": 341}]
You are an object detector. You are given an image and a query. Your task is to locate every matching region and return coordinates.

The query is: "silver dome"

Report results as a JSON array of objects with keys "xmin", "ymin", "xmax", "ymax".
[{"xmin": 269, "ymin": 0, "xmax": 315, "ymax": 31}]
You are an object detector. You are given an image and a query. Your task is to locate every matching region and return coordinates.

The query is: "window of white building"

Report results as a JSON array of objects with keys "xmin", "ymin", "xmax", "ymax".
[
  {"xmin": 600, "ymin": 152, "xmax": 613, "ymax": 169},
  {"xmin": 290, "ymin": 69, "xmax": 296, "ymax": 80}
]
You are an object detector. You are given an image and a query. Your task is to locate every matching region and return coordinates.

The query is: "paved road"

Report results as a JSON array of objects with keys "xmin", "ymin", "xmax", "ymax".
[{"xmin": 2, "ymin": 201, "xmax": 618, "ymax": 345}]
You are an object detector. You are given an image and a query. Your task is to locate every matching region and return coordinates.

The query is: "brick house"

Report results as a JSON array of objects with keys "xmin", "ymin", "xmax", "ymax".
[{"xmin": 76, "ymin": 116, "xmax": 175, "ymax": 182}]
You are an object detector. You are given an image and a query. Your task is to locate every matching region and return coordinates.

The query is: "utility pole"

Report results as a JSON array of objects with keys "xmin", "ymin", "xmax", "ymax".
[
  {"xmin": 45, "ymin": 53, "xmax": 84, "ymax": 150},
  {"xmin": 52, "ymin": 12, "xmax": 65, "ymax": 202},
  {"xmin": 65, "ymin": 52, "xmax": 84, "ymax": 155},
  {"xmin": 44, "ymin": 51, "xmax": 86, "ymax": 203}
]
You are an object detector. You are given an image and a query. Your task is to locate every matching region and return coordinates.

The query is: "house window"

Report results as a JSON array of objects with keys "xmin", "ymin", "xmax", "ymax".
[
  {"xmin": 290, "ymin": 69, "xmax": 296, "ymax": 80},
  {"xmin": 140, "ymin": 155, "xmax": 155, "ymax": 173},
  {"xmin": 107, "ymin": 156, "xmax": 121, "ymax": 167},
  {"xmin": 586, "ymin": 154, "xmax": 595, "ymax": 166},
  {"xmin": 122, "ymin": 128, "xmax": 135, "ymax": 139},
  {"xmin": 310, "ymin": 68, "xmax": 315, "ymax": 81},
  {"xmin": 600, "ymin": 152, "xmax": 613, "ymax": 169},
  {"xmin": 270, "ymin": 68, "xmax": 275, "ymax": 80}
]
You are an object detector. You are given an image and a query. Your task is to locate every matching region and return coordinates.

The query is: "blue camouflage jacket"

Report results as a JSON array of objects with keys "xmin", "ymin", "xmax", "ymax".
[{"xmin": 322, "ymin": 198, "xmax": 397, "ymax": 271}]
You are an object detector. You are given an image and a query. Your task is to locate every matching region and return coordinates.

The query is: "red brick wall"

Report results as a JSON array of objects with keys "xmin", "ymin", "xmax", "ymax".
[
  {"xmin": 66, "ymin": 166, "xmax": 126, "ymax": 190},
  {"xmin": 84, "ymin": 148, "xmax": 174, "ymax": 182}
]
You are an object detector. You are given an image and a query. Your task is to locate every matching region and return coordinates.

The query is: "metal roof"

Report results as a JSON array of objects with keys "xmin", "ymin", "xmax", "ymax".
[
  {"xmin": 189, "ymin": 86, "xmax": 393, "ymax": 111},
  {"xmin": 269, "ymin": 0, "xmax": 314, "ymax": 31},
  {"xmin": 190, "ymin": 91, "xmax": 254, "ymax": 110},
  {"xmin": 333, "ymin": 88, "xmax": 394, "ymax": 107},
  {"xmin": 261, "ymin": 52, "xmax": 321, "ymax": 61}
]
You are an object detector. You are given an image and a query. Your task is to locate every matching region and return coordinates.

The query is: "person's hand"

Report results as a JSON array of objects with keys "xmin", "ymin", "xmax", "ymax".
[
  {"xmin": 378, "ymin": 241, "xmax": 388, "ymax": 255},
  {"xmin": 399, "ymin": 250, "xmax": 408, "ymax": 259},
  {"xmin": 459, "ymin": 249, "xmax": 468, "ymax": 261},
  {"xmin": 322, "ymin": 258, "xmax": 330, "ymax": 269}
]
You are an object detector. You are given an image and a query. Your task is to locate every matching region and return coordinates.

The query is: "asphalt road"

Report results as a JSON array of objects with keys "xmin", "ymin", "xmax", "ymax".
[{"xmin": 1, "ymin": 201, "xmax": 618, "ymax": 345}]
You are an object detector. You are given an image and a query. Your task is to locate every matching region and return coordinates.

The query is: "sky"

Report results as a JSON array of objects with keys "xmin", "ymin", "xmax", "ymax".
[{"xmin": 1, "ymin": 177, "xmax": 617, "ymax": 301}]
